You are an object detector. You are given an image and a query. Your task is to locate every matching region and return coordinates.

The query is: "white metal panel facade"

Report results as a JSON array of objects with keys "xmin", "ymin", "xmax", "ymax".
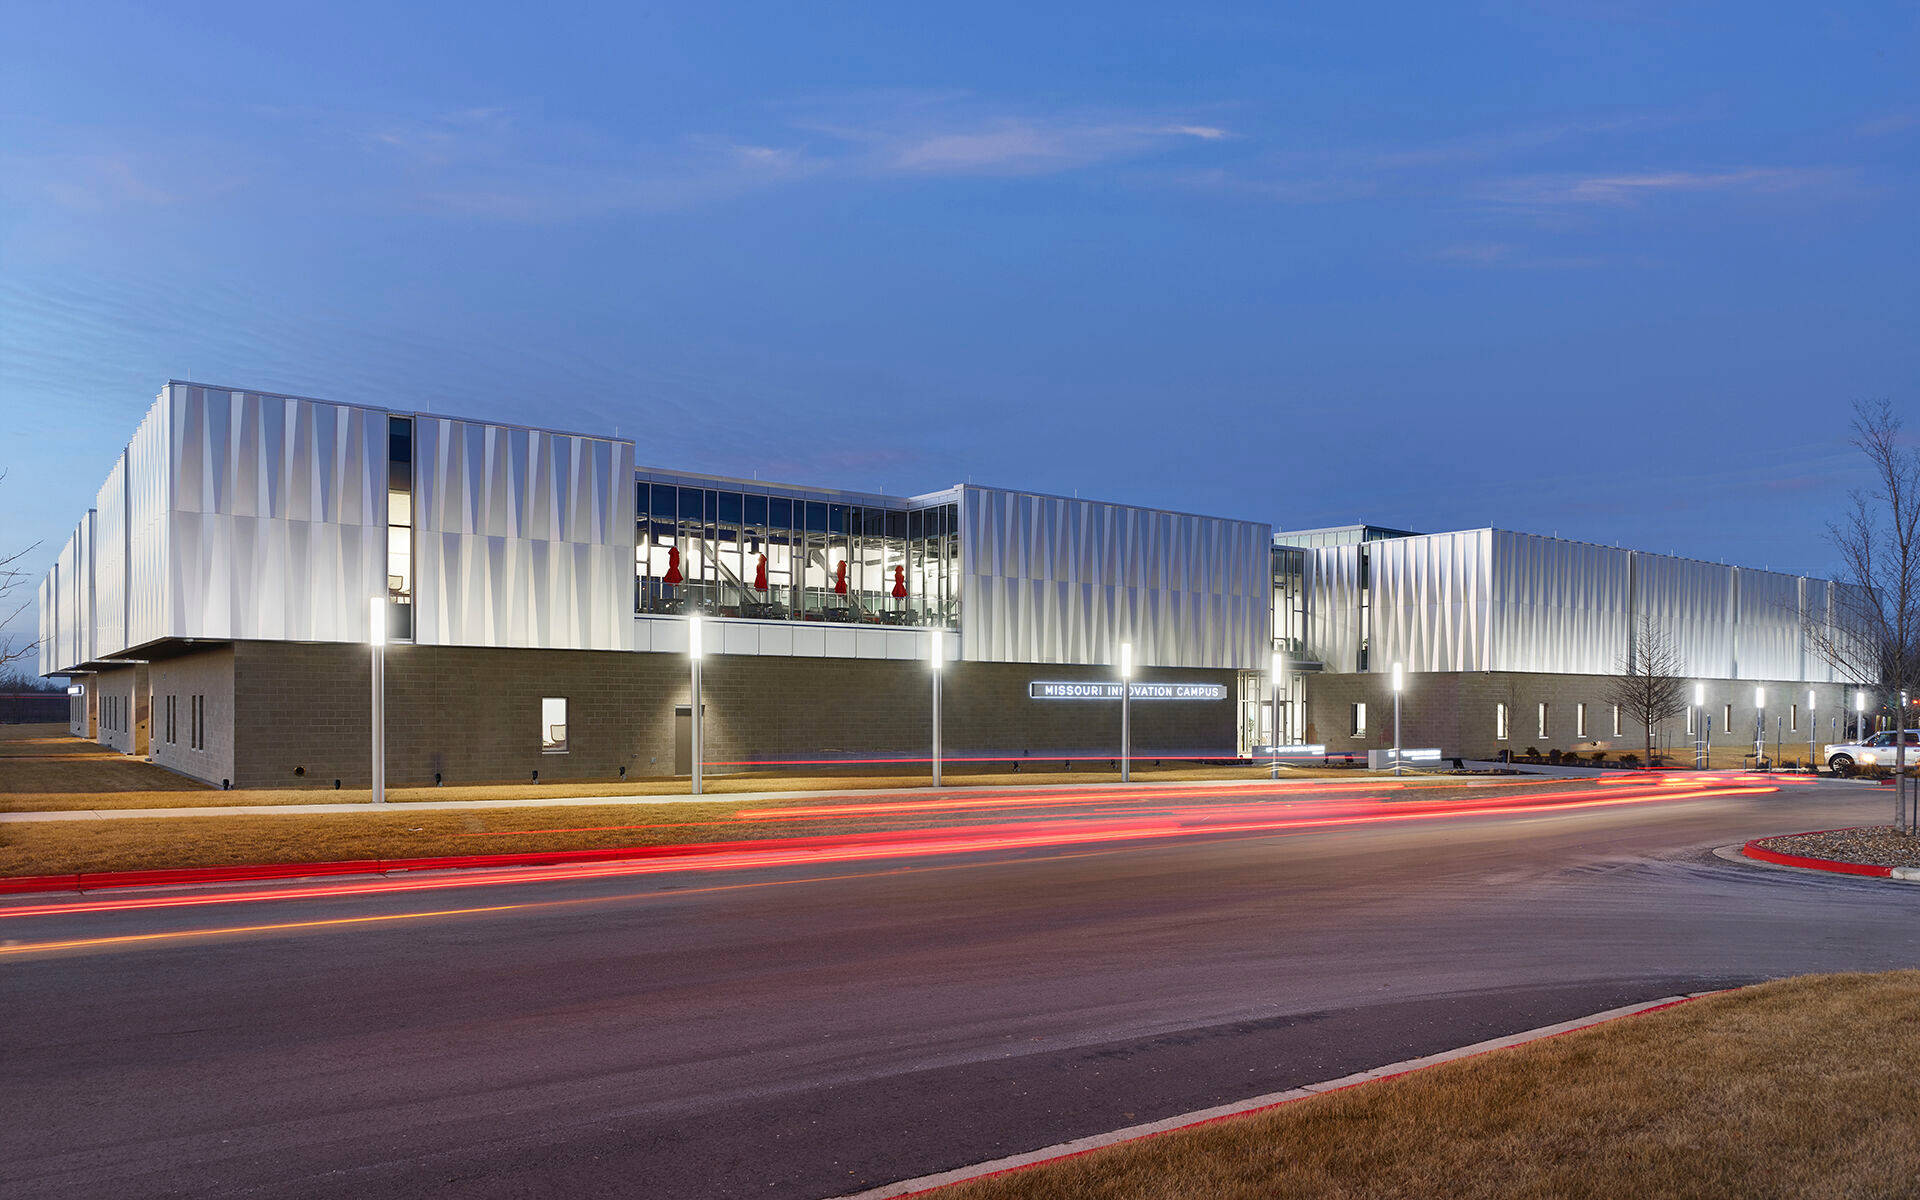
[
  {"xmin": 957, "ymin": 486, "xmax": 1269, "ymax": 669},
  {"xmin": 125, "ymin": 391, "xmax": 172, "ymax": 650},
  {"xmin": 411, "ymin": 416, "xmax": 635, "ymax": 651},
  {"xmin": 1489, "ymin": 532, "xmax": 1632, "ymax": 675},
  {"xmin": 1733, "ymin": 568, "xmax": 1803, "ymax": 682},
  {"xmin": 1304, "ymin": 543, "xmax": 1363, "ymax": 672},
  {"xmin": 1629, "ymin": 551, "xmax": 1735, "ymax": 679},
  {"xmin": 167, "ymin": 384, "xmax": 388, "ymax": 645},
  {"xmin": 1302, "ymin": 528, "xmax": 1847, "ymax": 684},
  {"xmin": 36, "ymin": 570, "xmax": 54, "ymax": 678},
  {"xmin": 1370, "ymin": 530, "xmax": 1494, "ymax": 673},
  {"xmin": 93, "ymin": 457, "xmax": 127, "ymax": 660}
]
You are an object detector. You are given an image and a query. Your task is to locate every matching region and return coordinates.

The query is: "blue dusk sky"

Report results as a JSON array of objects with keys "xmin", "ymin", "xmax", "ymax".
[{"xmin": 3, "ymin": 2, "xmax": 1916, "ymax": 651}]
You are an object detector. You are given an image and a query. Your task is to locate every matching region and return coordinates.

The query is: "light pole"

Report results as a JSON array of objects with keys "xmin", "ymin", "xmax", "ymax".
[
  {"xmin": 930, "ymin": 627, "xmax": 945, "ymax": 788},
  {"xmin": 1857, "ymin": 690, "xmax": 1868, "ymax": 742},
  {"xmin": 1391, "ymin": 661, "xmax": 1404, "ymax": 776},
  {"xmin": 1807, "ymin": 688, "xmax": 1817, "ymax": 774},
  {"xmin": 1693, "ymin": 683, "xmax": 1706, "ymax": 770},
  {"xmin": 1119, "ymin": 641, "xmax": 1133, "ymax": 783},
  {"xmin": 1753, "ymin": 686, "xmax": 1766, "ymax": 768},
  {"xmin": 1901, "ymin": 690, "xmax": 1911, "ymax": 832},
  {"xmin": 688, "ymin": 613, "xmax": 704, "ymax": 796},
  {"xmin": 1270, "ymin": 648, "xmax": 1285, "ymax": 780},
  {"xmin": 369, "ymin": 597, "xmax": 386, "ymax": 805}
]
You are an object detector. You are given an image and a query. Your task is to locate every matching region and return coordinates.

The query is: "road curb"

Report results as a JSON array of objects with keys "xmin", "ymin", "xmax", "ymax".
[
  {"xmin": 1739, "ymin": 834, "xmax": 1920, "ymax": 881},
  {"xmin": 827, "ymin": 989, "xmax": 1734, "ymax": 1200}
]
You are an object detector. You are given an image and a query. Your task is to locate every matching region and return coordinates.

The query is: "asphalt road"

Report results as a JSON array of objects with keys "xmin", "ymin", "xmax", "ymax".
[{"xmin": 4, "ymin": 776, "xmax": 1918, "ymax": 1199}]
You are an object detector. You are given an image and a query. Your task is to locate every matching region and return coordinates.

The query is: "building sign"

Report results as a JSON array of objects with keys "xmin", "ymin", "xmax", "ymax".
[
  {"xmin": 67, "ymin": 684, "xmax": 84, "ymax": 696},
  {"xmin": 1029, "ymin": 681, "xmax": 1228, "ymax": 701},
  {"xmin": 1254, "ymin": 743, "xmax": 1327, "ymax": 757}
]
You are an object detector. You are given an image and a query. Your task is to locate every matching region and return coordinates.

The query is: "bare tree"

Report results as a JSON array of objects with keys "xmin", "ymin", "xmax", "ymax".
[
  {"xmin": 1607, "ymin": 612, "xmax": 1690, "ymax": 767},
  {"xmin": 1804, "ymin": 400, "xmax": 1920, "ymax": 711},
  {"xmin": 0, "ymin": 470, "xmax": 40, "ymax": 671}
]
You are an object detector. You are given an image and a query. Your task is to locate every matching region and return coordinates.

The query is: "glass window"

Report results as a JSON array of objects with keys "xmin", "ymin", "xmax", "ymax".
[
  {"xmin": 1495, "ymin": 703, "xmax": 1509, "ymax": 740},
  {"xmin": 1537, "ymin": 702, "xmax": 1549, "ymax": 738},
  {"xmin": 1611, "ymin": 704, "xmax": 1621, "ymax": 737},
  {"xmin": 541, "ymin": 697, "xmax": 569, "ymax": 753},
  {"xmin": 769, "ymin": 496, "xmax": 792, "ymax": 529},
  {"xmin": 1351, "ymin": 702, "xmax": 1367, "ymax": 737},
  {"xmin": 745, "ymin": 493, "xmax": 768, "ymax": 526},
  {"xmin": 1576, "ymin": 703, "xmax": 1588, "ymax": 738}
]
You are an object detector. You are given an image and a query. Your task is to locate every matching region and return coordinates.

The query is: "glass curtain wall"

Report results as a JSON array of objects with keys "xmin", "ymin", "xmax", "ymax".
[{"xmin": 637, "ymin": 482, "xmax": 957, "ymax": 627}]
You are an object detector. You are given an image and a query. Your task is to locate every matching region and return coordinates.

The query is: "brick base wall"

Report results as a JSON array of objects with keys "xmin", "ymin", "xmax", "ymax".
[
  {"xmin": 1305, "ymin": 671, "xmax": 1854, "ymax": 761},
  {"xmin": 149, "ymin": 649, "xmax": 237, "ymax": 786},
  {"xmin": 220, "ymin": 641, "xmax": 1238, "ymax": 789}
]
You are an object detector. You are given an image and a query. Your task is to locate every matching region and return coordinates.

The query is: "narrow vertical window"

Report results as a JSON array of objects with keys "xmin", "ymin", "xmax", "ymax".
[
  {"xmin": 1351, "ymin": 702, "xmax": 1367, "ymax": 737},
  {"xmin": 387, "ymin": 415, "xmax": 414, "ymax": 641},
  {"xmin": 1611, "ymin": 704, "xmax": 1621, "ymax": 737},
  {"xmin": 1495, "ymin": 702, "xmax": 1509, "ymax": 741},
  {"xmin": 1576, "ymin": 703, "xmax": 1588, "ymax": 738},
  {"xmin": 542, "ymin": 697, "xmax": 569, "ymax": 753},
  {"xmin": 1537, "ymin": 702, "xmax": 1549, "ymax": 739},
  {"xmin": 1686, "ymin": 706, "xmax": 1695, "ymax": 735},
  {"xmin": 1790, "ymin": 704, "xmax": 1799, "ymax": 733},
  {"xmin": 1723, "ymin": 703, "xmax": 1732, "ymax": 732}
]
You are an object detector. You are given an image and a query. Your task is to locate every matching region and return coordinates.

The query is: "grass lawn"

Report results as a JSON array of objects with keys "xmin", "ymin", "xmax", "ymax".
[
  {"xmin": 930, "ymin": 971, "xmax": 1920, "ymax": 1200},
  {"xmin": 0, "ymin": 723, "xmax": 1359, "ymax": 813}
]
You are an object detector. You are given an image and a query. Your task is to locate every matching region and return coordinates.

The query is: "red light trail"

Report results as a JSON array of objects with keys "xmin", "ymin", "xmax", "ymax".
[{"xmin": 0, "ymin": 778, "xmax": 1777, "ymax": 925}]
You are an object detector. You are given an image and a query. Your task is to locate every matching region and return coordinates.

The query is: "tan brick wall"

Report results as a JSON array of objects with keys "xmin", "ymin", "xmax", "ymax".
[
  {"xmin": 225, "ymin": 641, "xmax": 1238, "ymax": 788},
  {"xmin": 93, "ymin": 665, "xmax": 143, "ymax": 755},
  {"xmin": 1305, "ymin": 671, "xmax": 1855, "ymax": 761},
  {"xmin": 149, "ymin": 648, "xmax": 237, "ymax": 786}
]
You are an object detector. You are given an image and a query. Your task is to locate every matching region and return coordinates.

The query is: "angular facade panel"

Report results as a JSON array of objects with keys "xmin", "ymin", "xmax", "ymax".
[
  {"xmin": 166, "ymin": 385, "xmax": 387, "ymax": 646},
  {"xmin": 1304, "ymin": 543, "xmax": 1363, "ymax": 673},
  {"xmin": 957, "ymin": 486, "xmax": 1268, "ymax": 669},
  {"xmin": 411, "ymin": 416, "xmax": 635, "ymax": 651},
  {"xmin": 1371, "ymin": 530, "xmax": 1494, "ymax": 673}
]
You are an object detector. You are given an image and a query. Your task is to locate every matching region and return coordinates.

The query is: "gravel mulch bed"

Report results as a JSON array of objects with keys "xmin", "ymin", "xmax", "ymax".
[{"xmin": 1754, "ymin": 826, "xmax": 1920, "ymax": 868}]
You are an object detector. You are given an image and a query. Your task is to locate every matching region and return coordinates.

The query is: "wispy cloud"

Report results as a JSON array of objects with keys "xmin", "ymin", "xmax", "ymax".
[
  {"xmin": 1857, "ymin": 111, "xmax": 1918, "ymax": 138},
  {"xmin": 1428, "ymin": 242, "xmax": 1611, "ymax": 269},
  {"xmin": 350, "ymin": 97, "xmax": 1234, "ymax": 218},
  {"xmin": 1480, "ymin": 166, "xmax": 1842, "ymax": 207},
  {"xmin": 883, "ymin": 119, "xmax": 1226, "ymax": 174}
]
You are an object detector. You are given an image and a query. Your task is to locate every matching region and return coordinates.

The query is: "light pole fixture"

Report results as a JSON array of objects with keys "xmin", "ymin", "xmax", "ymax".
[
  {"xmin": 1270, "ymin": 648, "xmax": 1285, "ymax": 781},
  {"xmin": 1119, "ymin": 641, "xmax": 1133, "ymax": 784},
  {"xmin": 369, "ymin": 596, "xmax": 386, "ymax": 805},
  {"xmin": 930, "ymin": 627, "xmax": 945, "ymax": 788},
  {"xmin": 688, "ymin": 613, "xmax": 704, "ymax": 796},
  {"xmin": 1693, "ymin": 682, "xmax": 1706, "ymax": 770},
  {"xmin": 1807, "ymin": 688, "xmax": 1817, "ymax": 774},
  {"xmin": 1391, "ymin": 661, "xmax": 1404, "ymax": 776}
]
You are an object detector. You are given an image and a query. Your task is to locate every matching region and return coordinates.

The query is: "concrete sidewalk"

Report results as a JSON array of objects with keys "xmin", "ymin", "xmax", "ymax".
[{"xmin": 0, "ymin": 773, "xmax": 1373, "ymax": 823}]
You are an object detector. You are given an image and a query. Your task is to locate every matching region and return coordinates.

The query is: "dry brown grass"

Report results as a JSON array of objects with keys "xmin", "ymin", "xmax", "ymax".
[
  {"xmin": 933, "ymin": 971, "xmax": 1920, "ymax": 1200},
  {"xmin": 0, "ymin": 799, "xmax": 876, "ymax": 876},
  {"xmin": 0, "ymin": 723, "xmax": 1361, "ymax": 812}
]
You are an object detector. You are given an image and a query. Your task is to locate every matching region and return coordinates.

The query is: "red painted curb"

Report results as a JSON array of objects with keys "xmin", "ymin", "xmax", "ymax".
[{"xmin": 1741, "ymin": 837, "xmax": 1894, "ymax": 877}]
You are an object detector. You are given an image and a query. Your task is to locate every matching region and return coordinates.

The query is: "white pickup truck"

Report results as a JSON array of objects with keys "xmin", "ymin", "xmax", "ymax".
[{"xmin": 1823, "ymin": 730, "xmax": 1920, "ymax": 772}]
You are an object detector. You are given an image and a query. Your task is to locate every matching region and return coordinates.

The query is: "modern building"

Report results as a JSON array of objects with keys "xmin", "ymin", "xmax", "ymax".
[{"xmin": 37, "ymin": 381, "xmax": 1865, "ymax": 787}]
